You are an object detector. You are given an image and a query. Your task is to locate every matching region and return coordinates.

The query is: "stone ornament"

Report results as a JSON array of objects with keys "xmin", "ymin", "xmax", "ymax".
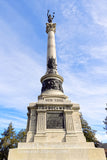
[
  {"xmin": 46, "ymin": 23, "xmax": 56, "ymax": 33},
  {"xmin": 37, "ymin": 106, "xmax": 72, "ymax": 110}
]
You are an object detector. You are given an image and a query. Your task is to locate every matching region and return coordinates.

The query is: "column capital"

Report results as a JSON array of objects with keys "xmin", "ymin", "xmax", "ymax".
[{"xmin": 46, "ymin": 23, "xmax": 56, "ymax": 33}]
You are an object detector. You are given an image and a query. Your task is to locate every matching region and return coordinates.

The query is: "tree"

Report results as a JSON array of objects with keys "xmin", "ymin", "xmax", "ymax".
[
  {"xmin": 103, "ymin": 106, "xmax": 107, "ymax": 133},
  {"xmin": 80, "ymin": 113, "xmax": 99, "ymax": 147},
  {"xmin": 17, "ymin": 129, "xmax": 26, "ymax": 142},
  {"xmin": 0, "ymin": 123, "xmax": 17, "ymax": 160},
  {"xmin": 0, "ymin": 124, "xmax": 27, "ymax": 160}
]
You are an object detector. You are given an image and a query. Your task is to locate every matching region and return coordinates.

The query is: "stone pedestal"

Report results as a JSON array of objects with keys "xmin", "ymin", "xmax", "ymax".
[
  {"xmin": 8, "ymin": 96, "xmax": 106, "ymax": 160},
  {"xmin": 8, "ymin": 142, "xmax": 106, "ymax": 160},
  {"xmin": 25, "ymin": 96, "xmax": 86, "ymax": 143}
]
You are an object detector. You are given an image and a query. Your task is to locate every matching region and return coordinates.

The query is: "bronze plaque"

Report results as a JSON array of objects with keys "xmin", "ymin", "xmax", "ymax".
[{"xmin": 47, "ymin": 111, "xmax": 64, "ymax": 129}]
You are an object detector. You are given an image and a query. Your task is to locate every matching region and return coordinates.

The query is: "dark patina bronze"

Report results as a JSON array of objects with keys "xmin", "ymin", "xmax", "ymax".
[
  {"xmin": 41, "ymin": 78, "xmax": 63, "ymax": 93},
  {"xmin": 47, "ymin": 10, "xmax": 55, "ymax": 23},
  {"xmin": 47, "ymin": 111, "xmax": 64, "ymax": 129}
]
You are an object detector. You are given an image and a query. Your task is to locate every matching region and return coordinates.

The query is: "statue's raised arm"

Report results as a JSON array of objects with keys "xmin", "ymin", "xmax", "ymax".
[{"xmin": 47, "ymin": 10, "xmax": 55, "ymax": 23}]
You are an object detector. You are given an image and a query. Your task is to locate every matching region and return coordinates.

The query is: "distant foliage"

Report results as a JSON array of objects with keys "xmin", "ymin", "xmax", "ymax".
[
  {"xmin": 80, "ymin": 113, "xmax": 99, "ymax": 147},
  {"xmin": 103, "ymin": 117, "xmax": 107, "ymax": 132},
  {"xmin": 103, "ymin": 107, "xmax": 107, "ymax": 133},
  {"xmin": 17, "ymin": 129, "xmax": 26, "ymax": 142},
  {"xmin": 0, "ymin": 123, "xmax": 26, "ymax": 160},
  {"xmin": 0, "ymin": 123, "xmax": 17, "ymax": 160}
]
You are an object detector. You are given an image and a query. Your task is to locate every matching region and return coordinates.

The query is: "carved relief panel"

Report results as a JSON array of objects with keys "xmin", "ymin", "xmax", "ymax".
[
  {"xmin": 72, "ymin": 112, "xmax": 82, "ymax": 131},
  {"xmin": 37, "ymin": 111, "xmax": 46, "ymax": 133},
  {"xmin": 29, "ymin": 109, "xmax": 37, "ymax": 132},
  {"xmin": 65, "ymin": 111, "xmax": 74, "ymax": 133}
]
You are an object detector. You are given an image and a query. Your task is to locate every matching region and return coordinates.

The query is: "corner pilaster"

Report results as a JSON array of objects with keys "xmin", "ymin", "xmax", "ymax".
[
  {"xmin": 34, "ymin": 110, "xmax": 46, "ymax": 142},
  {"xmin": 26, "ymin": 108, "xmax": 37, "ymax": 142}
]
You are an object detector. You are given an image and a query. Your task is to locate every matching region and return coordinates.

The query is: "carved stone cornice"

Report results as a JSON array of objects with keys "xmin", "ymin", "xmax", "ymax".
[
  {"xmin": 41, "ymin": 74, "xmax": 63, "ymax": 83},
  {"xmin": 46, "ymin": 23, "xmax": 56, "ymax": 33}
]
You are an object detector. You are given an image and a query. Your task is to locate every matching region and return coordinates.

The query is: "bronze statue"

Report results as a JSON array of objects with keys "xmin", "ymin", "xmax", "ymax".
[{"xmin": 47, "ymin": 10, "xmax": 55, "ymax": 23}]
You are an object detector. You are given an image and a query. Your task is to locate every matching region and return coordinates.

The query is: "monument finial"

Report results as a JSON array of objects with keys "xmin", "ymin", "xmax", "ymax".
[{"xmin": 47, "ymin": 10, "xmax": 55, "ymax": 23}]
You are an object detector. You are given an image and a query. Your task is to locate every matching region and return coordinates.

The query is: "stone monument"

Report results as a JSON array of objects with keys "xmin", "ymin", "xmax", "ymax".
[{"xmin": 8, "ymin": 11, "xmax": 106, "ymax": 160}]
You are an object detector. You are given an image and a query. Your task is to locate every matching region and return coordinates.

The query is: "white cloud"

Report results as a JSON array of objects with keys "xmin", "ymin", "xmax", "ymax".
[
  {"xmin": 81, "ymin": 45, "xmax": 107, "ymax": 61},
  {"xmin": 0, "ymin": 48, "xmax": 44, "ymax": 111},
  {"xmin": 91, "ymin": 66, "xmax": 107, "ymax": 75},
  {"xmin": 0, "ymin": 116, "xmax": 27, "ymax": 132},
  {"xmin": 83, "ymin": 0, "xmax": 107, "ymax": 28},
  {"xmin": 0, "ymin": 18, "xmax": 45, "ymax": 112},
  {"xmin": 96, "ymin": 133, "xmax": 107, "ymax": 142},
  {"xmin": 61, "ymin": 1, "xmax": 78, "ymax": 18},
  {"xmin": 0, "ymin": 110, "xmax": 27, "ymax": 133},
  {"xmin": 61, "ymin": 67, "xmax": 107, "ymax": 97}
]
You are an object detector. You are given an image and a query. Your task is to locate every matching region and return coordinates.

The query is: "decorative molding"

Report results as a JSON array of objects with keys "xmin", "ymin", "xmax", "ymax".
[
  {"xmin": 41, "ymin": 73, "xmax": 63, "ymax": 83},
  {"xmin": 37, "ymin": 106, "xmax": 72, "ymax": 110},
  {"xmin": 46, "ymin": 23, "xmax": 56, "ymax": 33}
]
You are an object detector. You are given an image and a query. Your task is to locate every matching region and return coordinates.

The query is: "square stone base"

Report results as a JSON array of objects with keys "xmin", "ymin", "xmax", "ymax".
[{"xmin": 8, "ymin": 142, "xmax": 106, "ymax": 160}]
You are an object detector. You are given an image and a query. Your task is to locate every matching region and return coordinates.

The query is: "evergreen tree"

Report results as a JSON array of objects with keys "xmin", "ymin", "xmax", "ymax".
[
  {"xmin": 80, "ymin": 113, "xmax": 99, "ymax": 147},
  {"xmin": 103, "ymin": 106, "xmax": 107, "ymax": 133},
  {"xmin": 17, "ymin": 129, "xmax": 26, "ymax": 142},
  {"xmin": 0, "ymin": 123, "xmax": 17, "ymax": 160}
]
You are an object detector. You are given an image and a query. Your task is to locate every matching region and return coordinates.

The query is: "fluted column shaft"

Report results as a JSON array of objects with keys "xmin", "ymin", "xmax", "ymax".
[
  {"xmin": 47, "ymin": 30, "xmax": 56, "ymax": 66},
  {"xmin": 46, "ymin": 23, "xmax": 57, "ymax": 74}
]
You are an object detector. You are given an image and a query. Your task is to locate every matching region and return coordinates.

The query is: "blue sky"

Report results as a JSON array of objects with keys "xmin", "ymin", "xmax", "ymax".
[{"xmin": 0, "ymin": 0, "xmax": 107, "ymax": 142}]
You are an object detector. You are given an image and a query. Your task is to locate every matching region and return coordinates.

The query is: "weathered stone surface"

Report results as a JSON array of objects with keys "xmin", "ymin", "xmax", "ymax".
[
  {"xmin": 25, "ymin": 102, "xmax": 89, "ymax": 143},
  {"xmin": 37, "ymin": 111, "xmax": 46, "ymax": 133},
  {"xmin": 8, "ymin": 144, "xmax": 106, "ymax": 160},
  {"xmin": 18, "ymin": 142, "xmax": 95, "ymax": 149}
]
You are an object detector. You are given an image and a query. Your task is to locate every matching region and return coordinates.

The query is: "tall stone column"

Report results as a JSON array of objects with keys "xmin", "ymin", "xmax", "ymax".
[
  {"xmin": 46, "ymin": 23, "xmax": 57, "ymax": 74},
  {"xmin": 40, "ymin": 22, "xmax": 64, "ymax": 95},
  {"xmin": 47, "ymin": 25, "xmax": 56, "ymax": 61}
]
